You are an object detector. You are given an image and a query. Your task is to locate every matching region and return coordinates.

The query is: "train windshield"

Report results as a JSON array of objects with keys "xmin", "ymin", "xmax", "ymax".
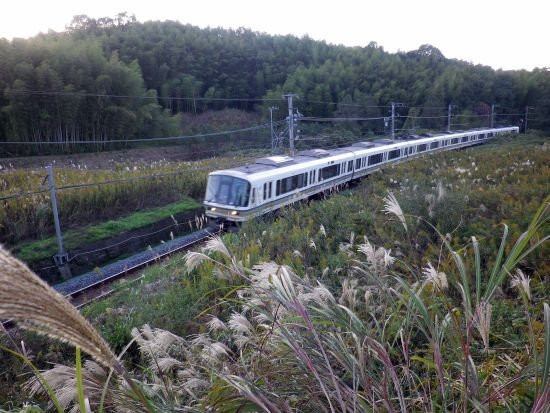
[{"xmin": 205, "ymin": 175, "xmax": 251, "ymax": 207}]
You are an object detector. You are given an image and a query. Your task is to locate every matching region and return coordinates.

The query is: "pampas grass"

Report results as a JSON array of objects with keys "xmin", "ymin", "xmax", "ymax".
[
  {"xmin": 383, "ymin": 191, "xmax": 408, "ymax": 232},
  {"xmin": 0, "ymin": 245, "xmax": 118, "ymax": 371},
  {"xmin": 0, "ymin": 245, "xmax": 153, "ymax": 412}
]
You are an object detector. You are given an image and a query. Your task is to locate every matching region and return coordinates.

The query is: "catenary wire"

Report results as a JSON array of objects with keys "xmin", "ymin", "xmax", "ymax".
[
  {"xmin": 6, "ymin": 89, "xmax": 285, "ymax": 103},
  {"xmin": 0, "ymin": 121, "xmax": 286, "ymax": 145}
]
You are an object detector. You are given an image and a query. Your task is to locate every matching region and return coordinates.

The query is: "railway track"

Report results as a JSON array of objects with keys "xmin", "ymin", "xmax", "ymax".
[
  {"xmin": 1, "ymin": 226, "xmax": 223, "ymax": 329},
  {"xmin": 65, "ymin": 226, "xmax": 223, "ymax": 309}
]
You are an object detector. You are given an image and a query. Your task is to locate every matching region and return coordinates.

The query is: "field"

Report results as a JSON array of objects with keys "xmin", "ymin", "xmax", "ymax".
[
  {"xmin": 0, "ymin": 143, "xmax": 270, "ymax": 281},
  {"xmin": 0, "ymin": 132, "xmax": 549, "ymax": 411}
]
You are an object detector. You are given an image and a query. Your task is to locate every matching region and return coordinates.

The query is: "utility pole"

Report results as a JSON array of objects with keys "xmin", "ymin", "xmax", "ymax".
[
  {"xmin": 269, "ymin": 106, "xmax": 278, "ymax": 154},
  {"xmin": 524, "ymin": 106, "xmax": 536, "ymax": 133},
  {"xmin": 47, "ymin": 165, "xmax": 71, "ymax": 279},
  {"xmin": 391, "ymin": 102, "xmax": 403, "ymax": 140},
  {"xmin": 490, "ymin": 104, "xmax": 498, "ymax": 129},
  {"xmin": 391, "ymin": 102, "xmax": 395, "ymax": 140},
  {"xmin": 283, "ymin": 93, "xmax": 297, "ymax": 156},
  {"xmin": 447, "ymin": 104, "xmax": 452, "ymax": 132}
]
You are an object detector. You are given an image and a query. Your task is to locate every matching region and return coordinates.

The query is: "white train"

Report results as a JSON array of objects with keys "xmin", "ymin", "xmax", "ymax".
[{"xmin": 204, "ymin": 126, "xmax": 519, "ymax": 222}]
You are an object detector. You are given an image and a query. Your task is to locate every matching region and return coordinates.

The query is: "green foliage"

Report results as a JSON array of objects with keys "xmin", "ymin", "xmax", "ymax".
[
  {"xmin": 13, "ymin": 197, "xmax": 200, "ymax": 263},
  {"xmin": 1, "ymin": 133, "xmax": 548, "ymax": 411},
  {"xmin": 1, "ymin": 17, "xmax": 550, "ymax": 152},
  {"xmin": 0, "ymin": 152, "xmax": 256, "ymax": 245}
]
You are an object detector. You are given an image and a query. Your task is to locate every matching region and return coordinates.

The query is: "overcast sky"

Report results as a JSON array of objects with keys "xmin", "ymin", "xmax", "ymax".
[{"xmin": 1, "ymin": 0, "xmax": 548, "ymax": 71}]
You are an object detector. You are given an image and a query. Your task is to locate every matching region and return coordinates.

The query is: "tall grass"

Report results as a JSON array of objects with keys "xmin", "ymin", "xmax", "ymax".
[
  {"xmin": 0, "ymin": 153, "xmax": 259, "ymax": 245},
  {"xmin": 1, "ymin": 194, "xmax": 547, "ymax": 412}
]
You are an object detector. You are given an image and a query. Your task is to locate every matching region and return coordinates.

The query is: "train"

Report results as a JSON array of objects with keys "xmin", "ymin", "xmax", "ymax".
[{"xmin": 204, "ymin": 126, "xmax": 519, "ymax": 222}]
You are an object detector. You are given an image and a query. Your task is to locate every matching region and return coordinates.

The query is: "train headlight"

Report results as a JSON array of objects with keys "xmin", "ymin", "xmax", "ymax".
[
  {"xmin": 230, "ymin": 210, "xmax": 239, "ymax": 216},
  {"xmin": 210, "ymin": 207, "xmax": 216, "ymax": 212}
]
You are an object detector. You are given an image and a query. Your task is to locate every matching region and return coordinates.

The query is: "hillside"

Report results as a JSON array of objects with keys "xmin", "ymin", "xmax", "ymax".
[{"xmin": 1, "ymin": 16, "xmax": 549, "ymax": 155}]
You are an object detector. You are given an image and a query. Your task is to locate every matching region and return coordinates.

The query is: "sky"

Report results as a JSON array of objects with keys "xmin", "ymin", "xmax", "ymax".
[{"xmin": 1, "ymin": 0, "xmax": 548, "ymax": 71}]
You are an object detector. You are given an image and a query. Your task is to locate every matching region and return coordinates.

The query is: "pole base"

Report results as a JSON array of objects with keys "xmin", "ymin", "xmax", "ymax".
[{"xmin": 53, "ymin": 253, "xmax": 72, "ymax": 280}]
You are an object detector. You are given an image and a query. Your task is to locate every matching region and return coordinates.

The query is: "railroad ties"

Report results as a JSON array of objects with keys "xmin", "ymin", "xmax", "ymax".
[{"xmin": 54, "ymin": 227, "xmax": 219, "ymax": 303}]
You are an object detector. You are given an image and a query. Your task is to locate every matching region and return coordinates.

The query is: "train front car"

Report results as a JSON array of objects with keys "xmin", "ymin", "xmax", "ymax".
[{"xmin": 204, "ymin": 171, "xmax": 253, "ymax": 222}]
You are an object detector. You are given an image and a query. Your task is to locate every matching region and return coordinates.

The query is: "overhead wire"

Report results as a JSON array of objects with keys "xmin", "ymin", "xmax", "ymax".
[
  {"xmin": 0, "ymin": 153, "xmax": 272, "ymax": 201},
  {"xmin": 6, "ymin": 89, "xmax": 285, "ymax": 103},
  {"xmin": 66, "ymin": 216, "xmax": 204, "ymax": 263},
  {"xmin": 300, "ymin": 116, "xmax": 386, "ymax": 122},
  {"xmin": 0, "ymin": 120, "xmax": 285, "ymax": 145},
  {"xmin": 299, "ymin": 99, "xmax": 390, "ymax": 108}
]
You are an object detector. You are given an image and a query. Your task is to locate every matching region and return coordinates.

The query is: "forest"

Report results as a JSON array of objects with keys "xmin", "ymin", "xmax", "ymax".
[{"xmin": 0, "ymin": 13, "xmax": 549, "ymax": 153}]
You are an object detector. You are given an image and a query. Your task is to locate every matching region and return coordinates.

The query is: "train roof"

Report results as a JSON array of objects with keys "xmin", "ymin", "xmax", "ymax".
[{"xmin": 214, "ymin": 127, "xmax": 518, "ymax": 179}]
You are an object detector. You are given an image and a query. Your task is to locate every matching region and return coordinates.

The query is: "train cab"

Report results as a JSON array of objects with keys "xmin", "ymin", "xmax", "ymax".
[{"xmin": 204, "ymin": 172, "xmax": 253, "ymax": 221}]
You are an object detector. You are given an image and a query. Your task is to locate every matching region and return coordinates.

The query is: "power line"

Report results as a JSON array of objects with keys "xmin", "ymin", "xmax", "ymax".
[
  {"xmin": 396, "ymin": 115, "xmax": 448, "ymax": 120},
  {"xmin": 0, "ymin": 120, "xmax": 285, "ymax": 145},
  {"xmin": 66, "ymin": 216, "xmax": 203, "ymax": 263},
  {"xmin": 0, "ymin": 154, "xmax": 270, "ymax": 201},
  {"xmin": 300, "ymin": 116, "xmax": 386, "ymax": 122},
  {"xmin": 0, "ymin": 188, "xmax": 49, "ymax": 201},
  {"xmin": 6, "ymin": 89, "xmax": 285, "ymax": 103},
  {"xmin": 299, "ymin": 99, "xmax": 390, "ymax": 108},
  {"xmin": 406, "ymin": 105, "xmax": 449, "ymax": 110}
]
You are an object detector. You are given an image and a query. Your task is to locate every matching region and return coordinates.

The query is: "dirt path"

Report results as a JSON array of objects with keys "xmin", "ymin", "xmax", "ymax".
[{"xmin": 0, "ymin": 144, "xmax": 218, "ymax": 170}]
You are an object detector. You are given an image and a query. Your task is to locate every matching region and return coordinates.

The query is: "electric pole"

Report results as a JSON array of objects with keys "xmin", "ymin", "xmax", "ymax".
[
  {"xmin": 490, "ymin": 104, "xmax": 498, "ymax": 129},
  {"xmin": 391, "ymin": 102, "xmax": 403, "ymax": 140},
  {"xmin": 447, "ymin": 104, "xmax": 452, "ymax": 132},
  {"xmin": 524, "ymin": 106, "xmax": 534, "ymax": 133},
  {"xmin": 269, "ymin": 106, "xmax": 278, "ymax": 154},
  {"xmin": 47, "ymin": 165, "xmax": 71, "ymax": 279},
  {"xmin": 283, "ymin": 93, "xmax": 297, "ymax": 156},
  {"xmin": 391, "ymin": 102, "xmax": 395, "ymax": 140}
]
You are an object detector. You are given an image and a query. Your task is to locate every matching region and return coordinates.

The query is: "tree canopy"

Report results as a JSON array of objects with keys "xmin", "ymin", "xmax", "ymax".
[{"xmin": 1, "ymin": 16, "xmax": 548, "ymax": 149}]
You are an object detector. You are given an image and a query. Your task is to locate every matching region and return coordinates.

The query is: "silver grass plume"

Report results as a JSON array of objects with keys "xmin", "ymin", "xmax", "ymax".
[
  {"xmin": 206, "ymin": 314, "xmax": 228, "ymax": 332},
  {"xmin": 473, "ymin": 300, "xmax": 493, "ymax": 350},
  {"xmin": 0, "ymin": 246, "xmax": 120, "ymax": 372},
  {"xmin": 421, "ymin": 262, "xmax": 448, "ymax": 292},
  {"xmin": 25, "ymin": 360, "xmax": 139, "ymax": 413},
  {"xmin": 383, "ymin": 191, "xmax": 408, "ymax": 232},
  {"xmin": 510, "ymin": 269, "xmax": 531, "ymax": 301}
]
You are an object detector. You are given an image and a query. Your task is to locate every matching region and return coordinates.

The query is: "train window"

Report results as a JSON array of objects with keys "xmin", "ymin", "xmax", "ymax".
[
  {"xmin": 263, "ymin": 183, "xmax": 267, "ymax": 200},
  {"xmin": 417, "ymin": 144, "xmax": 427, "ymax": 152},
  {"xmin": 205, "ymin": 175, "xmax": 250, "ymax": 207},
  {"xmin": 348, "ymin": 160, "xmax": 353, "ymax": 172},
  {"xmin": 368, "ymin": 153, "xmax": 383, "ymax": 166},
  {"xmin": 404, "ymin": 147, "xmax": 408, "ymax": 156},
  {"xmin": 276, "ymin": 180, "xmax": 281, "ymax": 196},
  {"xmin": 430, "ymin": 141, "xmax": 439, "ymax": 150},
  {"xmin": 268, "ymin": 182, "xmax": 272, "ymax": 198},
  {"xmin": 388, "ymin": 149, "xmax": 400, "ymax": 160},
  {"xmin": 479, "ymin": 134, "xmax": 486, "ymax": 140},
  {"xmin": 313, "ymin": 169, "xmax": 316, "ymax": 183},
  {"xmin": 451, "ymin": 138, "xmax": 459, "ymax": 145},
  {"xmin": 319, "ymin": 164, "xmax": 340, "ymax": 181},
  {"xmin": 276, "ymin": 173, "xmax": 308, "ymax": 196},
  {"xmin": 461, "ymin": 136, "xmax": 469, "ymax": 143},
  {"xmin": 250, "ymin": 188, "xmax": 256, "ymax": 205},
  {"xmin": 355, "ymin": 158, "xmax": 361, "ymax": 169}
]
